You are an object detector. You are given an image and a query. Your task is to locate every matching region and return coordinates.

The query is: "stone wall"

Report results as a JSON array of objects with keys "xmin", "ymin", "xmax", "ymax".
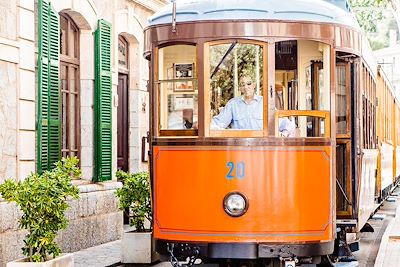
[
  {"xmin": 0, "ymin": 62, "xmax": 17, "ymax": 184},
  {"xmin": 0, "ymin": 0, "xmax": 37, "ymax": 182},
  {"xmin": 58, "ymin": 182, "xmax": 123, "ymax": 252},
  {"xmin": 0, "ymin": 201, "xmax": 25, "ymax": 267},
  {"xmin": 0, "ymin": 0, "xmax": 17, "ymax": 40}
]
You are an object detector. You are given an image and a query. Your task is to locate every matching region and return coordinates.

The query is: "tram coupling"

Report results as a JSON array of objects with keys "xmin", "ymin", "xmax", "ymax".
[
  {"xmin": 167, "ymin": 243, "xmax": 200, "ymax": 267},
  {"xmin": 280, "ymin": 257, "xmax": 298, "ymax": 267}
]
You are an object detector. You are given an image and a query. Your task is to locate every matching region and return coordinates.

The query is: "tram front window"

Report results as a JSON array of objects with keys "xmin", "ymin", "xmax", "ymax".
[
  {"xmin": 157, "ymin": 45, "xmax": 198, "ymax": 135},
  {"xmin": 208, "ymin": 42, "xmax": 265, "ymax": 132}
]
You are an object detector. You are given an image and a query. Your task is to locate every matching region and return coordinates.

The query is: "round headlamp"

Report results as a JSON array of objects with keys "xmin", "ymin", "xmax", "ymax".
[{"xmin": 223, "ymin": 192, "xmax": 248, "ymax": 217}]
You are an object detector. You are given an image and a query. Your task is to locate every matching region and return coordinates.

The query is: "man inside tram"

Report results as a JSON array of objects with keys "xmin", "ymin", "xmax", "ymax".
[
  {"xmin": 211, "ymin": 75, "xmax": 263, "ymax": 130},
  {"xmin": 210, "ymin": 75, "xmax": 297, "ymax": 135}
]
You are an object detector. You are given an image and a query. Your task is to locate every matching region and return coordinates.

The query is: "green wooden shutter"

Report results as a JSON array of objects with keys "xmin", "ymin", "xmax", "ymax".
[
  {"xmin": 48, "ymin": 4, "xmax": 61, "ymax": 166},
  {"xmin": 94, "ymin": 19, "xmax": 112, "ymax": 182},
  {"xmin": 37, "ymin": 0, "xmax": 60, "ymax": 173}
]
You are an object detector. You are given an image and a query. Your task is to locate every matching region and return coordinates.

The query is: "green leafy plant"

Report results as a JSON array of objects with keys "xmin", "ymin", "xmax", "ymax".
[
  {"xmin": 115, "ymin": 171, "xmax": 152, "ymax": 232},
  {"xmin": 349, "ymin": 0, "xmax": 390, "ymax": 32},
  {"xmin": 0, "ymin": 157, "xmax": 80, "ymax": 262}
]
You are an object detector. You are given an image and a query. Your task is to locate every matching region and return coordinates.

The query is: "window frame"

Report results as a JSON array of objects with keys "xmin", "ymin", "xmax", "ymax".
[
  {"xmin": 361, "ymin": 64, "xmax": 377, "ymax": 149},
  {"xmin": 154, "ymin": 43, "xmax": 199, "ymax": 137},
  {"xmin": 335, "ymin": 62, "xmax": 351, "ymax": 138},
  {"xmin": 336, "ymin": 138, "xmax": 352, "ymax": 217},
  {"xmin": 203, "ymin": 39, "xmax": 268, "ymax": 138},
  {"xmin": 59, "ymin": 13, "xmax": 81, "ymax": 160},
  {"xmin": 118, "ymin": 35, "xmax": 129, "ymax": 73}
]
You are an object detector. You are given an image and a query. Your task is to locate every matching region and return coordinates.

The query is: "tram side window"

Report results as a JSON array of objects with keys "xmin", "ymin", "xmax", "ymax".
[
  {"xmin": 275, "ymin": 40, "xmax": 331, "ymax": 137},
  {"xmin": 397, "ymin": 106, "xmax": 400, "ymax": 143},
  {"xmin": 157, "ymin": 45, "xmax": 198, "ymax": 134},
  {"xmin": 208, "ymin": 42, "xmax": 264, "ymax": 131},
  {"xmin": 362, "ymin": 66, "xmax": 377, "ymax": 149},
  {"xmin": 336, "ymin": 64, "xmax": 348, "ymax": 135}
]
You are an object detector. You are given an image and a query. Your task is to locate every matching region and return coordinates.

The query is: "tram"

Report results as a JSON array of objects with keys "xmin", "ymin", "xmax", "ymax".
[
  {"xmin": 143, "ymin": 0, "xmax": 400, "ymax": 266},
  {"xmin": 376, "ymin": 66, "xmax": 400, "ymax": 202}
]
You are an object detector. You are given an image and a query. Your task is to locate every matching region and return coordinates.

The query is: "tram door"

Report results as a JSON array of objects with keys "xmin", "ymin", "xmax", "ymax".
[{"xmin": 335, "ymin": 61, "xmax": 353, "ymax": 217}]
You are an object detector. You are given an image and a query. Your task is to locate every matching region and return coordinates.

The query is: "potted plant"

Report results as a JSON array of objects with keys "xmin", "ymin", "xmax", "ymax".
[
  {"xmin": 0, "ymin": 157, "xmax": 80, "ymax": 266},
  {"xmin": 115, "ymin": 170, "xmax": 158, "ymax": 264}
]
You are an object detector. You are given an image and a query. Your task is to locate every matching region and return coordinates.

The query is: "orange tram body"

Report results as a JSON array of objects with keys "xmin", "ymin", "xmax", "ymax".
[{"xmin": 143, "ymin": 0, "xmax": 400, "ymax": 266}]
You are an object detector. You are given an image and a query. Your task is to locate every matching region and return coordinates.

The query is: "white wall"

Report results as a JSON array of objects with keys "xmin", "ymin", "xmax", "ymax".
[
  {"xmin": 374, "ymin": 46, "xmax": 400, "ymax": 100},
  {"xmin": 0, "ymin": 0, "xmax": 36, "ymax": 183}
]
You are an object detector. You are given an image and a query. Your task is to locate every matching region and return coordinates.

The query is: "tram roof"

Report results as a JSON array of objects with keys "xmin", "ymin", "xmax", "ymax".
[{"xmin": 148, "ymin": 0, "xmax": 360, "ymax": 30}]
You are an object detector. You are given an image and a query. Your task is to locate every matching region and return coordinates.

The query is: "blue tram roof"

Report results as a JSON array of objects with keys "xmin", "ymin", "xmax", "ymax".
[{"xmin": 148, "ymin": 0, "xmax": 359, "ymax": 30}]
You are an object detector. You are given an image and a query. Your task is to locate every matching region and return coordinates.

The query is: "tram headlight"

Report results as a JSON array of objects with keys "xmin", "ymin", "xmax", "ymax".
[{"xmin": 223, "ymin": 192, "xmax": 248, "ymax": 217}]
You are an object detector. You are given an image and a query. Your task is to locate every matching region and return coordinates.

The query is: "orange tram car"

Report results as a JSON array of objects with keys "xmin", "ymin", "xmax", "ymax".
[{"xmin": 143, "ymin": 0, "xmax": 400, "ymax": 266}]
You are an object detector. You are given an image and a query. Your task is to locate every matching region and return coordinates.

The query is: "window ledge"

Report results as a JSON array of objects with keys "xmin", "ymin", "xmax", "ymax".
[{"xmin": 72, "ymin": 180, "xmax": 122, "ymax": 193}]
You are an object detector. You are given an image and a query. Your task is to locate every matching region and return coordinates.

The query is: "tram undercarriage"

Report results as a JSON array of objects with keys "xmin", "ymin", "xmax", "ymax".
[{"xmin": 156, "ymin": 240, "xmax": 335, "ymax": 267}]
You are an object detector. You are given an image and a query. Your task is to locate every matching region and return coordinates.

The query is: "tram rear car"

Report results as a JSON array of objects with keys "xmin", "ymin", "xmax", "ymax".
[
  {"xmin": 144, "ymin": 0, "xmax": 383, "ymax": 265},
  {"xmin": 376, "ymin": 66, "xmax": 400, "ymax": 201}
]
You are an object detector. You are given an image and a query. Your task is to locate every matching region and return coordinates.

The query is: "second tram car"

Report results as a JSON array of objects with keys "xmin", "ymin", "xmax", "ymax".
[{"xmin": 143, "ymin": 0, "xmax": 400, "ymax": 266}]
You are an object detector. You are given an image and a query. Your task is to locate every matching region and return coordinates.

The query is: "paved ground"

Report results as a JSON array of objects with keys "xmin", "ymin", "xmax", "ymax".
[
  {"xmin": 353, "ymin": 202, "xmax": 394, "ymax": 266},
  {"xmin": 73, "ymin": 240, "xmax": 169, "ymax": 267},
  {"xmin": 373, "ymin": 190, "xmax": 400, "ymax": 267},
  {"xmin": 73, "ymin": 240, "xmax": 121, "ymax": 267},
  {"xmin": 354, "ymin": 187, "xmax": 400, "ymax": 267}
]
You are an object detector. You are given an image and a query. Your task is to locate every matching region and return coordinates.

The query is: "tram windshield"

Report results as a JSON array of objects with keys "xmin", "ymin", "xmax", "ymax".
[
  {"xmin": 154, "ymin": 40, "xmax": 331, "ymax": 138},
  {"xmin": 208, "ymin": 42, "xmax": 264, "ymax": 131}
]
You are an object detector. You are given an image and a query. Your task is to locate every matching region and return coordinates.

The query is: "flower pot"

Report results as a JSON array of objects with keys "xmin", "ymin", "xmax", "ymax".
[
  {"xmin": 7, "ymin": 253, "xmax": 74, "ymax": 267},
  {"xmin": 121, "ymin": 230, "xmax": 159, "ymax": 264}
]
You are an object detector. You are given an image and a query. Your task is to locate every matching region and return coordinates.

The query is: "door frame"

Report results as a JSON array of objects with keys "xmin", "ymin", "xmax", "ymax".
[
  {"xmin": 117, "ymin": 72, "xmax": 129, "ymax": 171},
  {"xmin": 335, "ymin": 60, "xmax": 353, "ymax": 218}
]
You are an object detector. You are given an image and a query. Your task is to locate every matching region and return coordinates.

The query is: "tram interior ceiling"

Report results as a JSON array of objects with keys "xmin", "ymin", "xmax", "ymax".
[{"xmin": 144, "ymin": 0, "xmax": 400, "ymax": 266}]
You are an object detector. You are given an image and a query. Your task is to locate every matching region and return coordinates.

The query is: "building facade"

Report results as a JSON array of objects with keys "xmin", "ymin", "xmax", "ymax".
[
  {"xmin": 374, "ymin": 30, "xmax": 400, "ymax": 99},
  {"xmin": 0, "ymin": 0, "xmax": 167, "ymax": 265}
]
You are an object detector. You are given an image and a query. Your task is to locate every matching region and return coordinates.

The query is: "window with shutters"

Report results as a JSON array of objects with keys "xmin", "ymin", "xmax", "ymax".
[{"xmin": 60, "ymin": 13, "xmax": 80, "ymax": 160}]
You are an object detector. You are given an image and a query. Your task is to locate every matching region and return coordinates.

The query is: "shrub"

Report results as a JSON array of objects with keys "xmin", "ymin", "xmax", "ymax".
[
  {"xmin": 115, "ymin": 171, "xmax": 151, "ymax": 232},
  {"xmin": 0, "ymin": 157, "xmax": 80, "ymax": 262}
]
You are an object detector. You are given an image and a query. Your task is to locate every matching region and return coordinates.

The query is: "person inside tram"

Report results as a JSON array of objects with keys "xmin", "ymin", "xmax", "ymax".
[
  {"xmin": 275, "ymin": 83, "xmax": 284, "ymax": 110},
  {"xmin": 211, "ymin": 75, "xmax": 263, "ymax": 130},
  {"xmin": 279, "ymin": 116, "xmax": 297, "ymax": 137},
  {"xmin": 275, "ymin": 83, "xmax": 297, "ymax": 137}
]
